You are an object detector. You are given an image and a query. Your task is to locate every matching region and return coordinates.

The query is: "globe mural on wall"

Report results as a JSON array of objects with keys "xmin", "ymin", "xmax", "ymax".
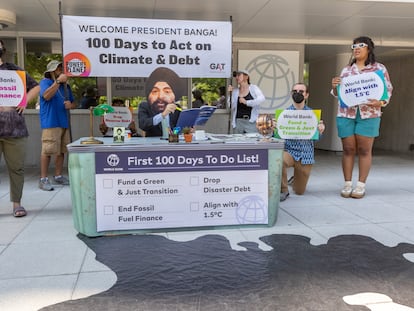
[{"xmin": 239, "ymin": 51, "xmax": 299, "ymax": 113}]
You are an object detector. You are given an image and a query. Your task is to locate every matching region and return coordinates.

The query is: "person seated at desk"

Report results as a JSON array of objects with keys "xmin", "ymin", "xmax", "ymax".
[
  {"xmin": 99, "ymin": 98, "xmax": 138, "ymax": 137},
  {"xmin": 138, "ymin": 67, "xmax": 184, "ymax": 137}
]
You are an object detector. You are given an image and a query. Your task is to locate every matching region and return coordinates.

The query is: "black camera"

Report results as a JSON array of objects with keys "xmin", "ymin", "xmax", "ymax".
[{"xmin": 232, "ymin": 71, "xmax": 237, "ymax": 77}]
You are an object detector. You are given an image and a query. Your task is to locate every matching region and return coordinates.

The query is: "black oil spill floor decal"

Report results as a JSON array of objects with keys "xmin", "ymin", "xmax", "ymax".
[{"xmin": 41, "ymin": 234, "xmax": 414, "ymax": 311}]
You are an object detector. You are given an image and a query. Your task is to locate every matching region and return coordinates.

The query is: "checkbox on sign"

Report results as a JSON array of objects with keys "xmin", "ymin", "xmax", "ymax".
[
  {"xmin": 190, "ymin": 176, "xmax": 199, "ymax": 186},
  {"xmin": 103, "ymin": 179, "xmax": 113, "ymax": 188},
  {"xmin": 190, "ymin": 202, "xmax": 199, "ymax": 212},
  {"xmin": 104, "ymin": 205, "xmax": 114, "ymax": 215}
]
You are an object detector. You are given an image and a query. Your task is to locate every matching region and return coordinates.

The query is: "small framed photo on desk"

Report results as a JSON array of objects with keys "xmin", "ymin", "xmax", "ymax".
[{"xmin": 113, "ymin": 127, "xmax": 125, "ymax": 143}]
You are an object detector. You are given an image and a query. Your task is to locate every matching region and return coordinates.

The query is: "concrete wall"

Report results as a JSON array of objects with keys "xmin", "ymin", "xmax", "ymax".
[
  {"xmin": 3, "ymin": 109, "xmax": 231, "ymax": 168},
  {"xmin": 374, "ymin": 55, "xmax": 414, "ymax": 153},
  {"xmin": 309, "ymin": 53, "xmax": 349, "ymax": 152}
]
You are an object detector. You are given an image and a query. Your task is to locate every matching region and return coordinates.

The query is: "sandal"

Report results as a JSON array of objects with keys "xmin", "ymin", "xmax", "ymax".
[{"xmin": 13, "ymin": 206, "xmax": 27, "ymax": 218}]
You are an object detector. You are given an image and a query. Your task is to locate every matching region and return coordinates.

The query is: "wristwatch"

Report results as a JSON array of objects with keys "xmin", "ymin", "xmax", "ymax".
[{"xmin": 56, "ymin": 79, "xmax": 61, "ymax": 84}]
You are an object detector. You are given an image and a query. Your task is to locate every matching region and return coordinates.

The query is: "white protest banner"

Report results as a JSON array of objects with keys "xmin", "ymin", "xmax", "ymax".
[
  {"xmin": 274, "ymin": 109, "xmax": 321, "ymax": 140},
  {"xmin": 337, "ymin": 71, "xmax": 388, "ymax": 107},
  {"xmin": 62, "ymin": 15, "xmax": 232, "ymax": 78},
  {"xmin": 0, "ymin": 70, "xmax": 26, "ymax": 107}
]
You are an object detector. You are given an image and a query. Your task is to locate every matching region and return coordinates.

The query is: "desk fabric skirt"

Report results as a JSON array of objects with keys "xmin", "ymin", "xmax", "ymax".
[{"xmin": 68, "ymin": 138, "xmax": 283, "ymax": 237}]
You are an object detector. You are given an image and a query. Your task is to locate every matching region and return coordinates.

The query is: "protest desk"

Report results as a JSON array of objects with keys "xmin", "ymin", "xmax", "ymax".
[{"xmin": 67, "ymin": 135, "xmax": 284, "ymax": 237}]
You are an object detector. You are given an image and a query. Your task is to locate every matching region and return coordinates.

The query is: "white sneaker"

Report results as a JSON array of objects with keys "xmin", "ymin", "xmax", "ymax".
[
  {"xmin": 341, "ymin": 181, "xmax": 353, "ymax": 198},
  {"xmin": 351, "ymin": 182, "xmax": 365, "ymax": 199},
  {"xmin": 39, "ymin": 178, "xmax": 54, "ymax": 191}
]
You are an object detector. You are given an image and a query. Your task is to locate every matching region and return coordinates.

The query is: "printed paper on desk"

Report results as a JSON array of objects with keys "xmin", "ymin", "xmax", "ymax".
[
  {"xmin": 176, "ymin": 105, "xmax": 216, "ymax": 129},
  {"xmin": 274, "ymin": 109, "xmax": 321, "ymax": 140},
  {"xmin": 337, "ymin": 71, "xmax": 388, "ymax": 107}
]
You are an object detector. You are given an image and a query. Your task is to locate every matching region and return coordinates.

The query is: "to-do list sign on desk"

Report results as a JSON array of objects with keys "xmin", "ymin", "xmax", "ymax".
[{"xmin": 95, "ymin": 148, "xmax": 269, "ymax": 231}]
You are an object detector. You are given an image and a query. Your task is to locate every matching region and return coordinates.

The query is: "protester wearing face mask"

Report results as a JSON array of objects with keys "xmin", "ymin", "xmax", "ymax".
[{"xmin": 279, "ymin": 83, "xmax": 325, "ymax": 202}]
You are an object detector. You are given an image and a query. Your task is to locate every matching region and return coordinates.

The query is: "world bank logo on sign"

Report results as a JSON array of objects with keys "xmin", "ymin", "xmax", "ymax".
[
  {"xmin": 235, "ymin": 195, "xmax": 268, "ymax": 224},
  {"xmin": 106, "ymin": 154, "xmax": 120, "ymax": 167}
]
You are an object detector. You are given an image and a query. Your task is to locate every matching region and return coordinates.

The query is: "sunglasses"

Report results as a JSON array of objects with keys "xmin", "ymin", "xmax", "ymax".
[
  {"xmin": 291, "ymin": 89, "xmax": 305, "ymax": 94},
  {"xmin": 351, "ymin": 42, "xmax": 368, "ymax": 50}
]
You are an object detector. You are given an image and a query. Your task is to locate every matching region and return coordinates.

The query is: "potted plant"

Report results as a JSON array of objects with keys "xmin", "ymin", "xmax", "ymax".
[{"xmin": 182, "ymin": 127, "xmax": 193, "ymax": 143}]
